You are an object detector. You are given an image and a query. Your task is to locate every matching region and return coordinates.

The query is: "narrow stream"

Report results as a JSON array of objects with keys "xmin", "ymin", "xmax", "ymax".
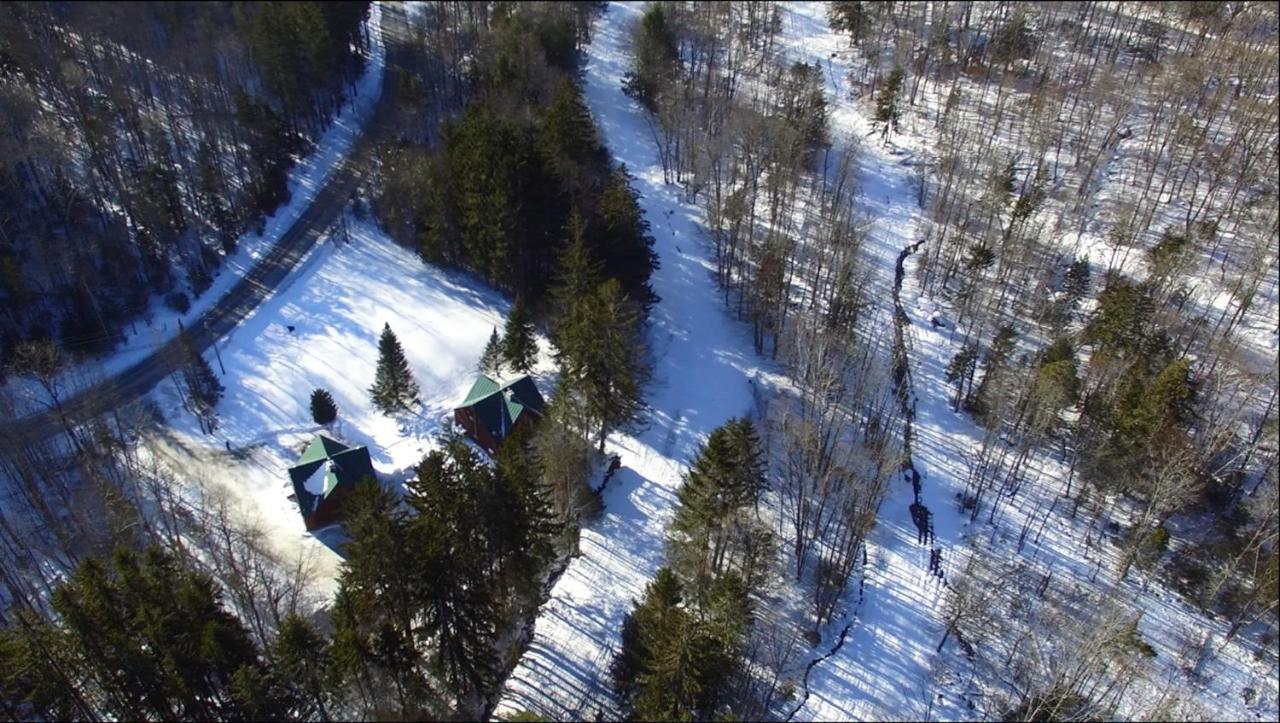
[
  {"xmin": 785, "ymin": 238, "xmax": 935, "ymax": 721},
  {"xmin": 894, "ymin": 239, "xmax": 935, "ymax": 552}
]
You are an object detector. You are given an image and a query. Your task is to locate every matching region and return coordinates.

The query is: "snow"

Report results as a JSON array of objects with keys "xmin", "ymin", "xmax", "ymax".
[
  {"xmin": 494, "ymin": 2, "xmax": 768, "ymax": 718},
  {"xmin": 5, "ymin": 3, "xmax": 387, "ymax": 415},
  {"xmin": 147, "ymin": 216, "xmax": 545, "ymax": 599},
  {"xmin": 494, "ymin": 3, "xmax": 1277, "ymax": 721},
  {"xmin": 772, "ymin": 5, "xmax": 1279, "ymax": 722},
  {"xmin": 303, "ymin": 464, "xmax": 329, "ymax": 497}
]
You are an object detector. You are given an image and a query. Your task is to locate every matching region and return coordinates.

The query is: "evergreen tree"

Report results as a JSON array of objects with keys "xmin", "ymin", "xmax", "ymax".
[
  {"xmin": 501, "ymin": 298, "xmax": 539, "ymax": 374},
  {"xmin": 874, "ymin": 66, "xmax": 904, "ymax": 135},
  {"xmin": 593, "ymin": 165, "xmax": 660, "ymax": 311},
  {"xmin": 0, "ymin": 547, "xmax": 285, "ymax": 720},
  {"xmin": 945, "ymin": 343, "xmax": 980, "ymax": 412},
  {"xmin": 668, "ymin": 419, "xmax": 768, "ymax": 595},
  {"xmin": 969, "ymin": 324, "xmax": 1017, "ymax": 417},
  {"xmin": 828, "ymin": 2, "xmax": 875, "ymax": 45},
  {"xmin": 310, "ymin": 387, "xmax": 338, "ymax": 426},
  {"xmin": 557, "ymin": 280, "xmax": 651, "ymax": 451},
  {"xmin": 369, "ymin": 323, "xmax": 420, "ymax": 415},
  {"xmin": 333, "ymin": 479, "xmax": 437, "ymax": 717},
  {"xmin": 991, "ymin": 10, "xmax": 1035, "ymax": 67},
  {"xmin": 612, "ymin": 567, "xmax": 685, "ymax": 708},
  {"xmin": 540, "ymin": 82, "xmax": 605, "ymax": 197},
  {"xmin": 269, "ymin": 614, "xmax": 335, "ymax": 721},
  {"xmin": 1063, "ymin": 257, "xmax": 1092, "ymax": 309},
  {"xmin": 480, "ymin": 326, "xmax": 504, "ymax": 376},
  {"xmin": 494, "ymin": 428, "xmax": 557, "ymax": 593},
  {"xmin": 179, "ymin": 328, "xmax": 224, "ymax": 430},
  {"xmin": 613, "ymin": 566, "xmax": 744, "ymax": 721},
  {"xmin": 622, "ymin": 5, "xmax": 678, "ymax": 111},
  {"xmin": 550, "ymin": 209, "xmax": 604, "ymax": 354},
  {"xmin": 406, "ymin": 439, "xmax": 504, "ymax": 700}
]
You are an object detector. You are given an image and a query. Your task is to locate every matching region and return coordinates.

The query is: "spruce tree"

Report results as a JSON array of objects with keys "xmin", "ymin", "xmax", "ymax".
[
  {"xmin": 593, "ymin": 166, "xmax": 659, "ymax": 311},
  {"xmin": 622, "ymin": 5, "xmax": 678, "ymax": 111},
  {"xmin": 613, "ymin": 566, "xmax": 740, "ymax": 721},
  {"xmin": 874, "ymin": 66, "xmax": 904, "ymax": 134},
  {"xmin": 310, "ymin": 387, "xmax": 338, "ymax": 426},
  {"xmin": 269, "ymin": 614, "xmax": 335, "ymax": 721},
  {"xmin": 550, "ymin": 209, "xmax": 603, "ymax": 356},
  {"xmin": 0, "ymin": 547, "xmax": 286, "ymax": 720},
  {"xmin": 333, "ymin": 479, "xmax": 437, "ymax": 717},
  {"xmin": 501, "ymin": 298, "xmax": 538, "ymax": 374},
  {"xmin": 558, "ymin": 280, "xmax": 651, "ymax": 451},
  {"xmin": 369, "ymin": 323, "xmax": 420, "ymax": 415},
  {"xmin": 479, "ymin": 326, "xmax": 504, "ymax": 376},
  {"xmin": 668, "ymin": 419, "xmax": 767, "ymax": 595},
  {"xmin": 407, "ymin": 453, "xmax": 499, "ymax": 698}
]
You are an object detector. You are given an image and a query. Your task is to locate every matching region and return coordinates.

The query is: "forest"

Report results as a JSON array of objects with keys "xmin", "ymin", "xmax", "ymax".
[
  {"xmin": 596, "ymin": 1, "xmax": 1277, "ymax": 720},
  {"xmin": 0, "ymin": 1, "xmax": 1277, "ymax": 722},
  {"xmin": 1, "ymin": 2, "xmax": 660, "ymax": 719},
  {"xmin": 0, "ymin": 2, "xmax": 373, "ymax": 365}
]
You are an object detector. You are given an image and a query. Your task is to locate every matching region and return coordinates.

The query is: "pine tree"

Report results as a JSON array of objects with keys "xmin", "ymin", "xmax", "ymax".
[
  {"xmin": 501, "ymin": 298, "xmax": 538, "ymax": 374},
  {"xmin": 550, "ymin": 209, "xmax": 604, "ymax": 355},
  {"xmin": 369, "ymin": 323, "xmax": 420, "ymax": 415},
  {"xmin": 480, "ymin": 326, "xmax": 504, "ymax": 376},
  {"xmin": 310, "ymin": 387, "xmax": 338, "ymax": 426},
  {"xmin": 668, "ymin": 419, "xmax": 767, "ymax": 594},
  {"xmin": 558, "ymin": 280, "xmax": 651, "ymax": 451},
  {"xmin": 874, "ymin": 66, "xmax": 904, "ymax": 135}
]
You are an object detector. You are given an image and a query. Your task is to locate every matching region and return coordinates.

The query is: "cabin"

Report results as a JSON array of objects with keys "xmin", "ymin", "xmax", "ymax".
[
  {"xmin": 287, "ymin": 434, "xmax": 376, "ymax": 531},
  {"xmin": 454, "ymin": 374, "xmax": 546, "ymax": 455}
]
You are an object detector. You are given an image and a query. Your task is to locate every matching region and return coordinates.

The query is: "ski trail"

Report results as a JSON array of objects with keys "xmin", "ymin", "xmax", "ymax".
[{"xmin": 493, "ymin": 3, "xmax": 765, "ymax": 718}]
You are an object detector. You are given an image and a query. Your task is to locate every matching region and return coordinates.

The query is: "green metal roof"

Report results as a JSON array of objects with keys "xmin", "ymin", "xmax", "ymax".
[
  {"xmin": 287, "ymin": 435, "xmax": 375, "ymax": 521},
  {"xmin": 456, "ymin": 375, "xmax": 546, "ymax": 446},
  {"xmin": 295, "ymin": 434, "xmax": 350, "ymax": 466},
  {"xmin": 461, "ymin": 375, "xmax": 501, "ymax": 406}
]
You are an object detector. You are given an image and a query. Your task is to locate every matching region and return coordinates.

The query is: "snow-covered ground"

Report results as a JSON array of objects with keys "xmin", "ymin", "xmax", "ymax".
[
  {"xmin": 775, "ymin": 4, "xmax": 1278, "ymax": 722},
  {"xmin": 494, "ymin": 2, "xmax": 771, "ymax": 718},
  {"xmin": 145, "ymin": 217, "xmax": 546, "ymax": 599},
  {"xmin": 5, "ymin": 4, "xmax": 387, "ymax": 415},
  {"xmin": 766, "ymin": 5, "xmax": 975, "ymax": 720},
  {"xmin": 492, "ymin": 3, "xmax": 1277, "ymax": 721}
]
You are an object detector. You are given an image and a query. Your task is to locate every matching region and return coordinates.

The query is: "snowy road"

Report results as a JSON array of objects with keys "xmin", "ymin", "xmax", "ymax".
[{"xmin": 494, "ymin": 2, "xmax": 766, "ymax": 718}]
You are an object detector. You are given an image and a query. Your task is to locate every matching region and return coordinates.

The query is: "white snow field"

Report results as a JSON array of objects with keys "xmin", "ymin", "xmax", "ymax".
[
  {"xmin": 5, "ymin": 3, "xmax": 387, "ymax": 414},
  {"xmin": 148, "ymin": 216, "xmax": 547, "ymax": 597},
  {"xmin": 494, "ymin": 2, "xmax": 769, "ymax": 718}
]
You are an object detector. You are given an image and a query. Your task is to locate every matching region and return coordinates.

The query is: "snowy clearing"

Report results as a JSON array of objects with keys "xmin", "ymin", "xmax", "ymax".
[{"xmin": 146, "ymin": 217, "xmax": 550, "ymax": 600}]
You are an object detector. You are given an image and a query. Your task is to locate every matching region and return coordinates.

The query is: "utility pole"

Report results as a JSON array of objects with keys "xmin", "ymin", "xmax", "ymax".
[{"xmin": 206, "ymin": 319, "xmax": 226, "ymax": 375}]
